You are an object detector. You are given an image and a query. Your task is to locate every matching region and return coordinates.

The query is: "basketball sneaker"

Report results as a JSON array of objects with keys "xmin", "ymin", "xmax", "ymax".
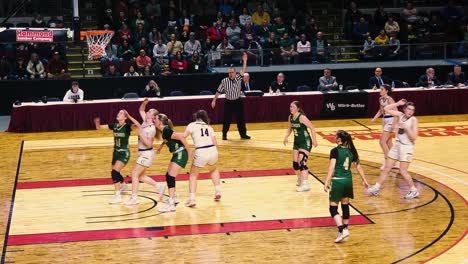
[
  {"xmin": 156, "ymin": 183, "xmax": 166, "ymax": 201},
  {"xmin": 109, "ymin": 194, "xmax": 122, "ymax": 204},
  {"xmin": 296, "ymin": 175, "xmax": 302, "ymax": 186},
  {"xmin": 342, "ymin": 227, "xmax": 350, "ymax": 238},
  {"xmin": 164, "ymin": 194, "xmax": 179, "ymax": 205},
  {"xmin": 119, "ymin": 183, "xmax": 128, "ymax": 192},
  {"xmin": 185, "ymin": 199, "xmax": 196, "ymax": 207},
  {"xmin": 124, "ymin": 195, "xmax": 140, "ymax": 205},
  {"xmin": 296, "ymin": 181, "xmax": 311, "ymax": 192},
  {"xmin": 158, "ymin": 201, "xmax": 176, "ymax": 212},
  {"xmin": 214, "ymin": 191, "xmax": 222, "ymax": 201},
  {"xmin": 404, "ymin": 190, "xmax": 420, "ymax": 199},
  {"xmin": 367, "ymin": 184, "xmax": 380, "ymax": 196},
  {"xmin": 334, "ymin": 232, "xmax": 345, "ymax": 243}
]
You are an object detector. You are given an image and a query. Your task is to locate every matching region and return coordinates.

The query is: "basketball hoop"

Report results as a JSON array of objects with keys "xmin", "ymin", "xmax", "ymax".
[{"xmin": 80, "ymin": 30, "xmax": 114, "ymax": 60}]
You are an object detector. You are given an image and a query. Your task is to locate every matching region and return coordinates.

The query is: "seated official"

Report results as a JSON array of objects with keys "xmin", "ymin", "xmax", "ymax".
[
  {"xmin": 368, "ymin": 67, "xmax": 391, "ymax": 89},
  {"xmin": 63, "ymin": 81, "xmax": 84, "ymax": 102},
  {"xmin": 416, "ymin": 67, "xmax": 441, "ymax": 88},
  {"xmin": 269, "ymin": 72, "xmax": 289, "ymax": 93},
  {"xmin": 241, "ymin": 73, "xmax": 256, "ymax": 92},
  {"xmin": 318, "ymin": 68, "xmax": 338, "ymax": 91},
  {"xmin": 446, "ymin": 65, "xmax": 466, "ymax": 86}
]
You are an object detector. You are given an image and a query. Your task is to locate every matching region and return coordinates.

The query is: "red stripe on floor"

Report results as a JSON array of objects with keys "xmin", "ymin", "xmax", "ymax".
[
  {"xmin": 7, "ymin": 215, "xmax": 370, "ymax": 246},
  {"xmin": 16, "ymin": 169, "xmax": 295, "ymax": 189}
]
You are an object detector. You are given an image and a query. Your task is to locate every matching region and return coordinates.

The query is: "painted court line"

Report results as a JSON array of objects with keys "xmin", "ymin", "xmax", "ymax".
[{"xmin": 7, "ymin": 215, "xmax": 371, "ymax": 246}]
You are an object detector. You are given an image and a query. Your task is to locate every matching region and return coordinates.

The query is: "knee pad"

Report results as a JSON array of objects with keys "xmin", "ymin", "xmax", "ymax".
[
  {"xmin": 299, "ymin": 151, "xmax": 309, "ymax": 171},
  {"xmin": 329, "ymin": 205, "xmax": 339, "ymax": 218},
  {"xmin": 166, "ymin": 173, "xmax": 176, "ymax": 189},
  {"xmin": 111, "ymin": 169, "xmax": 124, "ymax": 183},
  {"xmin": 341, "ymin": 203, "xmax": 350, "ymax": 220},
  {"xmin": 293, "ymin": 162, "xmax": 300, "ymax": 171}
]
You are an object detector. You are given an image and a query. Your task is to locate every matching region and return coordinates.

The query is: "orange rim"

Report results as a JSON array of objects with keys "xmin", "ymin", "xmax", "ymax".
[{"xmin": 79, "ymin": 30, "xmax": 114, "ymax": 40}]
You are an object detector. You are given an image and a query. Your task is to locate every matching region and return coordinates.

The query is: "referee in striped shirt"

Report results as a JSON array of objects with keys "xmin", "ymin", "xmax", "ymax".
[{"xmin": 211, "ymin": 52, "xmax": 250, "ymax": 140}]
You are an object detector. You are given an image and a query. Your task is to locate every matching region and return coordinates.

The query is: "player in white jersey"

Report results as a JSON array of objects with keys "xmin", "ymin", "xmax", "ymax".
[
  {"xmin": 368, "ymin": 99, "xmax": 420, "ymax": 199},
  {"xmin": 182, "ymin": 110, "xmax": 221, "ymax": 207},
  {"xmin": 125, "ymin": 98, "xmax": 166, "ymax": 205},
  {"xmin": 370, "ymin": 84, "xmax": 397, "ymax": 169}
]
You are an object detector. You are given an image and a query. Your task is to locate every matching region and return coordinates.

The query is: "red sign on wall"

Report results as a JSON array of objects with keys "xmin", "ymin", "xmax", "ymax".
[{"xmin": 16, "ymin": 30, "xmax": 53, "ymax": 42}]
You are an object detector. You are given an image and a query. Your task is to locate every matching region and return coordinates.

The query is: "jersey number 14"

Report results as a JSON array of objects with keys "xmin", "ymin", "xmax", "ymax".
[{"xmin": 200, "ymin": 128, "xmax": 209, "ymax": 137}]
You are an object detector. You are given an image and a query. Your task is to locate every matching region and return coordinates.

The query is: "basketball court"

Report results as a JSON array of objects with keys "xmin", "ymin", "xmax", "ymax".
[{"xmin": 1, "ymin": 115, "xmax": 467, "ymax": 263}]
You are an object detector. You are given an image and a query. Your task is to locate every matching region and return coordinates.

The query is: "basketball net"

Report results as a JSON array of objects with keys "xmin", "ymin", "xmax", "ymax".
[{"xmin": 84, "ymin": 31, "xmax": 114, "ymax": 60}]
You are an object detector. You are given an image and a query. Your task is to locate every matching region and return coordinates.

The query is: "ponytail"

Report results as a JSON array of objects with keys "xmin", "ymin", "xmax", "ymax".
[{"xmin": 336, "ymin": 130, "xmax": 360, "ymax": 164}]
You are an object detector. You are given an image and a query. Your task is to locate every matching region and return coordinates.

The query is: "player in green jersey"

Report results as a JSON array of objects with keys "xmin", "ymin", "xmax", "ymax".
[
  {"xmin": 324, "ymin": 130, "xmax": 369, "ymax": 243},
  {"xmin": 155, "ymin": 113, "xmax": 192, "ymax": 212},
  {"xmin": 283, "ymin": 101, "xmax": 318, "ymax": 192},
  {"xmin": 94, "ymin": 109, "xmax": 140, "ymax": 204}
]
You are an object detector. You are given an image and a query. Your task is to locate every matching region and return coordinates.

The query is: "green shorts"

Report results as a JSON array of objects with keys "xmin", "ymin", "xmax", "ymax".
[
  {"xmin": 112, "ymin": 149, "xmax": 130, "ymax": 165},
  {"xmin": 329, "ymin": 178, "xmax": 354, "ymax": 202},
  {"xmin": 171, "ymin": 149, "xmax": 188, "ymax": 168},
  {"xmin": 293, "ymin": 138, "xmax": 312, "ymax": 152}
]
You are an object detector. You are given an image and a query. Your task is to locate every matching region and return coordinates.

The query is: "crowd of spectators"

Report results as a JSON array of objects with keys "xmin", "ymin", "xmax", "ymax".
[
  {"xmin": 0, "ymin": 14, "xmax": 69, "ymax": 80},
  {"xmin": 345, "ymin": 0, "xmax": 467, "ymax": 61}
]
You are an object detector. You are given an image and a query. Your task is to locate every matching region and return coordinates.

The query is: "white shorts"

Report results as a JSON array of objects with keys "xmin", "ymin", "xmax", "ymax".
[
  {"xmin": 382, "ymin": 116, "xmax": 394, "ymax": 133},
  {"xmin": 192, "ymin": 147, "xmax": 218, "ymax": 168},
  {"xmin": 387, "ymin": 141, "xmax": 414, "ymax": 162},
  {"xmin": 136, "ymin": 149, "xmax": 155, "ymax": 168}
]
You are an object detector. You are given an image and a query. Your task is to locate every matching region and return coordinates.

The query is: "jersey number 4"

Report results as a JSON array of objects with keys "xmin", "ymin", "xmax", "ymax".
[
  {"xmin": 343, "ymin": 157, "xmax": 350, "ymax": 171},
  {"xmin": 200, "ymin": 128, "xmax": 209, "ymax": 137}
]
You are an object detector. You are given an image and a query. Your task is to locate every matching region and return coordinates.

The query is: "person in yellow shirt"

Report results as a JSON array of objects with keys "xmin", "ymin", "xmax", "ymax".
[
  {"xmin": 252, "ymin": 5, "xmax": 270, "ymax": 26},
  {"xmin": 374, "ymin": 29, "xmax": 389, "ymax": 45}
]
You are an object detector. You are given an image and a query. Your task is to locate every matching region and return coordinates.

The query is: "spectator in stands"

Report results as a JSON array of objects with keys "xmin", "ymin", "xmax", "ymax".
[
  {"xmin": 63, "ymin": 81, "xmax": 84, "ymax": 102},
  {"xmin": 289, "ymin": 18, "xmax": 301, "ymax": 41},
  {"xmin": 134, "ymin": 23, "xmax": 148, "ymax": 43},
  {"xmin": 117, "ymin": 39, "xmax": 135, "ymax": 61},
  {"xmin": 124, "ymin": 65, "xmax": 140, "ymax": 77},
  {"xmin": 100, "ymin": 43, "xmax": 119, "ymax": 64},
  {"xmin": 303, "ymin": 17, "xmax": 319, "ymax": 42},
  {"xmin": 10, "ymin": 58, "xmax": 28, "ymax": 80},
  {"xmin": 170, "ymin": 51, "xmax": 188, "ymax": 74},
  {"xmin": 239, "ymin": 7, "xmax": 252, "ymax": 26},
  {"xmin": 117, "ymin": 23, "xmax": 132, "ymax": 44},
  {"xmin": 136, "ymin": 49, "xmax": 152, "ymax": 72},
  {"xmin": 360, "ymin": 35, "xmax": 376, "ymax": 59},
  {"xmin": 0, "ymin": 56, "xmax": 11, "ymax": 80},
  {"xmin": 116, "ymin": 11, "xmax": 128, "ymax": 30},
  {"xmin": 242, "ymin": 22, "xmax": 256, "ymax": 43},
  {"xmin": 161, "ymin": 64, "xmax": 173, "ymax": 76},
  {"xmin": 31, "ymin": 14, "xmax": 46, "ymax": 28},
  {"xmin": 184, "ymin": 32, "xmax": 202, "ymax": 56},
  {"xmin": 279, "ymin": 32, "xmax": 298, "ymax": 64},
  {"xmin": 385, "ymin": 16, "xmax": 400, "ymax": 36},
  {"xmin": 104, "ymin": 64, "xmax": 121, "ymax": 77},
  {"xmin": 219, "ymin": 0, "xmax": 233, "ymax": 17},
  {"xmin": 296, "ymin": 34, "xmax": 311, "ymax": 64},
  {"xmin": 428, "ymin": 15, "xmax": 446, "ymax": 40},
  {"xmin": 446, "ymin": 65, "xmax": 466, "ymax": 87},
  {"xmin": 252, "ymin": 5, "xmax": 270, "ymax": 26},
  {"xmin": 187, "ymin": 51, "xmax": 206, "ymax": 73},
  {"xmin": 141, "ymin": 80, "xmax": 160, "ymax": 97},
  {"xmin": 167, "ymin": 33, "xmax": 183, "ymax": 57},
  {"xmin": 148, "ymin": 27, "xmax": 161, "ymax": 46},
  {"xmin": 369, "ymin": 67, "xmax": 391, "ymax": 89},
  {"xmin": 416, "ymin": 68, "xmax": 441, "ymax": 88},
  {"xmin": 344, "ymin": 1, "xmax": 362, "ymax": 39},
  {"xmin": 273, "ymin": 17, "xmax": 288, "ymax": 40},
  {"xmin": 226, "ymin": 19, "xmax": 242, "ymax": 45},
  {"xmin": 217, "ymin": 38, "xmax": 234, "ymax": 65},
  {"xmin": 206, "ymin": 20, "xmax": 226, "ymax": 47},
  {"xmin": 153, "ymin": 38, "xmax": 168, "ymax": 58},
  {"xmin": 401, "ymin": 2, "xmax": 419, "ymax": 23},
  {"xmin": 318, "ymin": 68, "xmax": 338, "ymax": 91},
  {"xmin": 269, "ymin": 72, "xmax": 288, "ymax": 93},
  {"xmin": 374, "ymin": 5, "xmax": 388, "ymax": 29},
  {"xmin": 47, "ymin": 16, "xmax": 63, "ymax": 28},
  {"xmin": 241, "ymin": 72, "xmax": 255, "ymax": 92},
  {"xmin": 131, "ymin": 10, "xmax": 148, "ymax": 31},
  {"xmin": 134, "ymin": 37, "xmax": 152, "ymax": 57},
  {"xmin": 388, "ymin": 34, "xmax": 401, "ymax": 59},
  {"xmin": 374, "ymin": 29, "xmax": 389, "ymax": 57},
  {"xmin": 47, "ymin": 51, "xmax": 69, "ymax": 79},
  {"xmin": 403, "ymin": 24, "xmax": 418, "ymax": 44},
  {"xmin": 353, "ymin": 17, "xmax": 369, "ymax": 44},
  {"xmin": 141, "ymin": 65, "xmax": 154, "ymax": 76},
  {"xmin": 313, "ymin": 32, "xmax": 329, "ymax": 63},
  {"xmin": 102, "ymin": 9, "xmax": 115, "ymax": 29},
  {"xmin": 26, "ymin": 53, "xmax": 45, "ymax": 79},
  {"xmin": 256, "ymin": 19, "xmax": 271, "ymax": 45},
  {"xmin": 263, "ymin": 32, "xmax": 281, "ymax": 65},
  {"xmin": 228, "ymin": 10, "xmax": 238, "ymax": 25}
]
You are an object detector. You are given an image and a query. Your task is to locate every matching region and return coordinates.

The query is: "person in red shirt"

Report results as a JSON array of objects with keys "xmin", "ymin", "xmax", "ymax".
[
  {"xmin": 135, "ymin": 49, "xmax": 152, "ymax": 72},
  {"xmin": 206, "ymin": 20, "xmax": 226, "ymax": 46},
  {"xmin": 170, "ymin": 51, "xmax": 188, "ymax": 74}
]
